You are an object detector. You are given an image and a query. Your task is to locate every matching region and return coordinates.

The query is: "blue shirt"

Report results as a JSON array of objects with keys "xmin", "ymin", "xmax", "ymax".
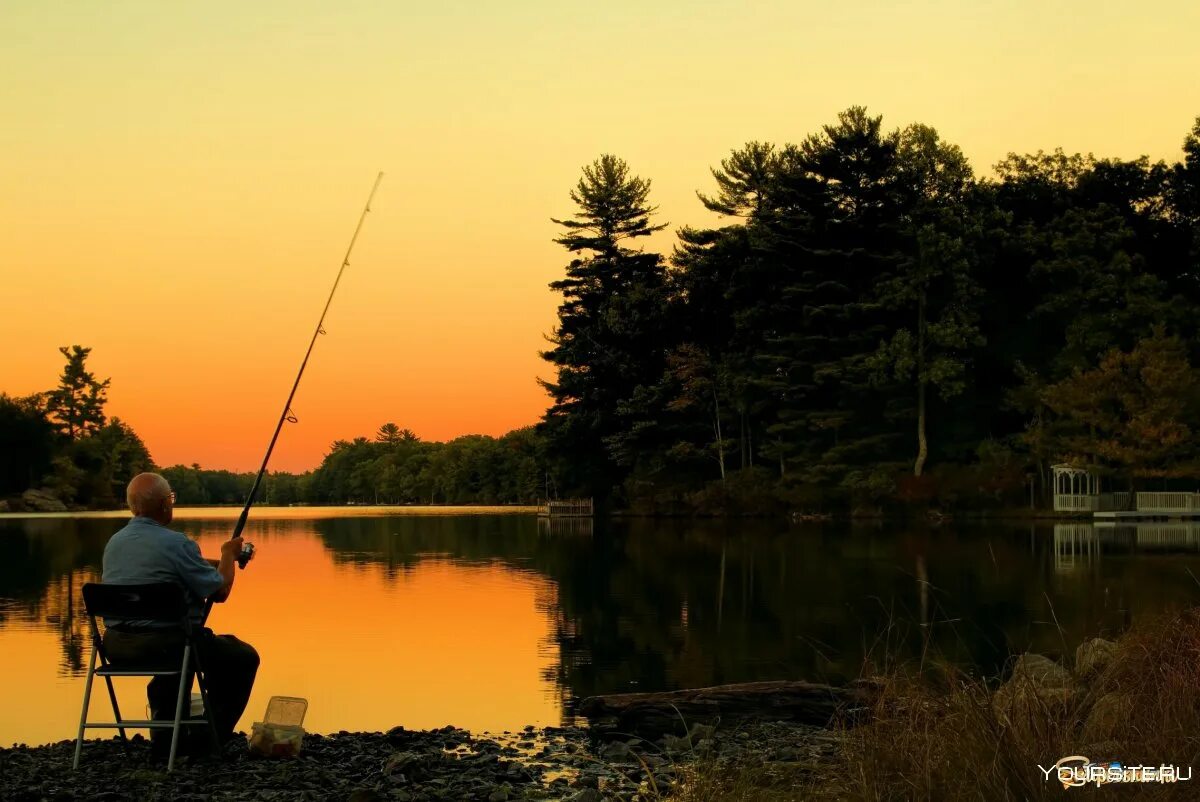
[{"xmin": 101, "ymin": 517, "xmax": 224, "ymax": 628}]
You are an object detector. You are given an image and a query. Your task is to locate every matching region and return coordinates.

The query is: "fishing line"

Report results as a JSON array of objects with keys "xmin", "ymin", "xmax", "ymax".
[{"xmin": 230, "ymin": 172, "xmax": 385, "ymax": 548}]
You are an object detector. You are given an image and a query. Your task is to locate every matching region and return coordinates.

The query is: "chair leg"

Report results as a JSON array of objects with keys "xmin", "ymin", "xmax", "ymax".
[
  {"xmin": 167, "ymin": 644, "xmax": 191, "ymax": 772},
  {"xmin": 101, "ymin": 674, "xmax": 128, "ymax": 742},
  {"xmin": 72, "ymin": 646, "xmax": 99, "ymax": 770},
  {"xmin": 193, "ymin": 661, "xmax": 221, "ymax": 751}
]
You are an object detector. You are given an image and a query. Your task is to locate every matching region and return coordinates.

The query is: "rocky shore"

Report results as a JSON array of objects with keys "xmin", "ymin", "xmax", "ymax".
[
  {"xmin": 0, "ymin": 720, "xmax": 838, "ymax": 802},
  {"xmin": 2, "ymin": 633, "xmax": 1172, "ymax": 802}
]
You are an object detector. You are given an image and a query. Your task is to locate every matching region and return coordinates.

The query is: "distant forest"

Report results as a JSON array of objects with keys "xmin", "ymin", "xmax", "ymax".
[
  {"xmin": 0, "ymin": 355, "xmax": 543, "ymax": 507},
  {"xmin": 3, "ymin": 107, "xmax": 1199, "ymax": 514}
]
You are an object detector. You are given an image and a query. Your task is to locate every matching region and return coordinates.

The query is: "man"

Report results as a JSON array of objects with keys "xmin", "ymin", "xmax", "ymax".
[{"xmin": 102, "ymin": 472, "xmax": 259, "ymax": 751}]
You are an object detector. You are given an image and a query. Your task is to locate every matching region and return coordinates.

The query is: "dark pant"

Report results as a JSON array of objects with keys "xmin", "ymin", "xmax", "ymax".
[{"xmin": 103, "ymin": 627, "xmax": 260, "ymax": 743}]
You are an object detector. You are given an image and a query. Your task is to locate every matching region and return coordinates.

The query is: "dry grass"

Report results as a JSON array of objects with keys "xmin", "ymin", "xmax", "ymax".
[
  {"xmin": 671, "ymin": 756, "xmax": 833, "ymax": 802},
  {"xmin": 670, "ymin": 610, "xmax": 1200, "ymax": 801}
]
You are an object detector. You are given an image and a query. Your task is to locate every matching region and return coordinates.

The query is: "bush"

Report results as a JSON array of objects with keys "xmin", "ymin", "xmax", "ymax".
[
  {"xmin": 812, "ymin": 610, "xmax": 1200, "ymax": 801},
  {"xmin": 685, "ymin": 467, "xmax": 783, "ymax": 516}
]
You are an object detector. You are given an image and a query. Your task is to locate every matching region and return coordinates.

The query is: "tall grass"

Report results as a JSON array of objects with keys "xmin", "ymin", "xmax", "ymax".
[{"xmin": 671, "ymin": 610, "xmax": 1200, "ymax": 801}]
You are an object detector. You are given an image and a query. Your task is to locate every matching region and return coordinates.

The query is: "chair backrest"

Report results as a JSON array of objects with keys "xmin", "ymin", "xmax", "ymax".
[{"xmin": 81, "ymin": 583, "xmax": 189, "ymax": 624}]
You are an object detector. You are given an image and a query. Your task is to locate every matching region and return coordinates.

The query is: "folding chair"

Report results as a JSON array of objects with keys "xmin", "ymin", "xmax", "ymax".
[{"xmin": 72, "ymin": 583, "xmax": 221, "ymax": 772}]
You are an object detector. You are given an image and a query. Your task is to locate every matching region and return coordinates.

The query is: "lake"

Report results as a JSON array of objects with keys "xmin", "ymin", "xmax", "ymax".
[{"xmin": 2, "ymin": 508, "xmax": 1200, "ymax": 747}]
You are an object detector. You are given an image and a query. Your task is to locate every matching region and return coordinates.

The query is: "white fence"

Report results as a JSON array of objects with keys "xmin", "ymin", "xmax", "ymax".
[
  {"xmin": 1097, "ymin": 492, "xmax": 1133, "ymax": 512},
  {"xmin": 1053, "ymin": 523, "xmax": 1200, "ymax": 573},
  {"xmin": 1134, "ymin": 523, "xmax": 1200, "ymax": 549},
  {"xmin": 1054, "ymin": 494, "xmax": 1098, "ymax": 512},
  {"xmin": 1135, "ymin": 492, "xmax": 1200, "ymax": 513},
  {"xmin": 536, "ymin": 516, "xmax": 594, "ymax": 537},
  {"xmin": 1057, "ymin": 492, "xmax": 1200, "ymax": 514},
  {"xmin": 537, "ymin": 498, "xmax": 594, "ymax": 518}
]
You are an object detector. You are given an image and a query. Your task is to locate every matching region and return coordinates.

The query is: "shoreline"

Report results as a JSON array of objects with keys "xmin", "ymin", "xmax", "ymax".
[
  {"xmin": 0, "ymin": 505, "xmax": 543, "ymax": 520},
  {"xmin": 0, "ymin": 504, "xmax": 1093, "ymax": 522},
  {"xmin": 7, "ymin": 621, "xmax": 1196, "ymax": 800},
  {"xmin": 0, "ymin": 720, "xmax": 830, "ymax": 801}
]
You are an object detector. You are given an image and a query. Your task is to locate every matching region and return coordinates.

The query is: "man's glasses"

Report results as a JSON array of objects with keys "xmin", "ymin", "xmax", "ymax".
[{"xmin": 168, "ymin": 492, "xmax": 177, "ymax": 504}]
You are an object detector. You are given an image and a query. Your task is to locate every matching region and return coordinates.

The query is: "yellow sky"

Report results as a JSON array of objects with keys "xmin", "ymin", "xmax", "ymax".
[{"xmin": 2, "ymin": 0, "xmax": 1197, "ymax": 472}]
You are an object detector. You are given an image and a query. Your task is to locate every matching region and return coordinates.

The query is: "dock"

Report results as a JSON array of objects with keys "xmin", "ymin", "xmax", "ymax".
[
  {"xmin": 537, "ymin": 498, "xmax": 593, "ymax": 518},
  {"xmin": 1092, "ymin": 492, "xmax": 1200, "ymax": 520},
  {"xmin": 1094, "ymin": 510, "xmax": 1200, "ymax": 521},
  {"xmin": 1052, "ymin": 468, "xmax": 1200, "ymax": 520}
]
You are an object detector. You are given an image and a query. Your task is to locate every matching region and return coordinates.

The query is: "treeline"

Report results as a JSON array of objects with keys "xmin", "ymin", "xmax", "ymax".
[
  {"xmin": 538, "ymin": 108, "xmax": 1200, "ymax": 512},
  {"xmin": 2, "ymin": 350, "xmax": 544, "ymax": 509},
  {"xmin": 161, "ymin": 424, "xmax": 543, "ymax": 506},
  {"xmin": 7, "ymin": 108, "xmax": 1200, "ymax": 515},
  {"xmin": 304, "ymin": 424, "xmax": 542, "ymax": 504},
  {"xmin": 1, "ymin": 346, "xmax": 154, "ymax": 509}
]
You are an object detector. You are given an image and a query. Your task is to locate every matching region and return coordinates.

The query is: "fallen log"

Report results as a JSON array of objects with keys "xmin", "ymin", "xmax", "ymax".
[{"xmin": 579, "ymin": 679, "xmax": 878, "ymax": 739}]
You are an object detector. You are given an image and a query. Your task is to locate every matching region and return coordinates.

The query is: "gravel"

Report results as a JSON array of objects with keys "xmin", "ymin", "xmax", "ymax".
[{"xmin": 0, "ymin": 721, "xmax": 838, "ymax": 801}]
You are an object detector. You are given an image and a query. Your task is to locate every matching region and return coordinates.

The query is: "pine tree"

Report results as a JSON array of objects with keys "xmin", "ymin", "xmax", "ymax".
[
  {"xmin": 376, "ymin": 422, "xmax": 402, "ymax": 443},
  {"xmin": 44, "ymin": 346, "xmax": 110, "ymax": 439},
  {"xmin": 673, "ymin": 142, "xmax": 821, "ymax": 479},
  {"xmin": 540, "ymin": 155, "xmax": 669, "ymax": 499},
  {"xmin": 550, "ymin": 155, "xmax": 667, "ymax": 255},
  {"xmin": 1170, "ymin": 117, "xmax": 1200, "ymax": 243},
  {"xmin": 1171, "ymin": 118, "xmax": 1200, "ymax": 309},
  {"xmin": 867, "ymin": 124, "xmax": 984, "ymax": 476},
  {"xmin": 761, "ymin": 108, "xmax": 908, "ymax": 492}
]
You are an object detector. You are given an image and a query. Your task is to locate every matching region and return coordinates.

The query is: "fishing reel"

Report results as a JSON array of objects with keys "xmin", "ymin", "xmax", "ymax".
[{"xmin": 237, "ymin": 542, "xmax": 256, "ymax": 569}]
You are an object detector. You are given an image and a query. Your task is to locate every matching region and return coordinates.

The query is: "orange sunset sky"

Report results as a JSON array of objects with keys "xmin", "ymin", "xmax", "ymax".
[{"xmin": 2, "ymin": 1, "xmax": 1198, "ymax": 472}]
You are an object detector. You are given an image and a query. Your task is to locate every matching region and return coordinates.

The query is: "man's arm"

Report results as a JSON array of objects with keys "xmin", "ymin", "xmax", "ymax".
[
  {"xmin": 208, "ymin": 537, "xmax": 242, "ymax": 603},
  {"xmin": 176, "ymin": 536, "xmax": 229, "ymax": 606}
]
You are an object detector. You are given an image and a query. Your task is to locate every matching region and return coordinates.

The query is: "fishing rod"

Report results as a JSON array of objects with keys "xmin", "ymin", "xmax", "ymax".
[{"xmin": 229, "ymin": 171, "xmax": 385, "ymax": 564}]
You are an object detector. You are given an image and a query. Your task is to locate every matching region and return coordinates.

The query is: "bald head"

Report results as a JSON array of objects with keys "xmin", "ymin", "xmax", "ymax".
[{"xmin": 127, "ymin": 472, "xmax": 174, "ymax": 523}]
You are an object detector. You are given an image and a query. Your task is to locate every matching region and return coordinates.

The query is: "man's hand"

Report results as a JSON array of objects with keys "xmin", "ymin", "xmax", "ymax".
[
  {"xmin": 221, "ymin": 536, "xmax": 245, "ymax": 560},
  {"xmin": 211, "ymin": 536, "xmax": 242, "ymax": 602}
]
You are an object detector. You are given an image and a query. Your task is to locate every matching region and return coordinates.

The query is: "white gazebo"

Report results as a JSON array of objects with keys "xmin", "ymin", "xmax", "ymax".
[{"xmin": 1052, "ymin": 464, "xmax": 1100, "ymax": 511}]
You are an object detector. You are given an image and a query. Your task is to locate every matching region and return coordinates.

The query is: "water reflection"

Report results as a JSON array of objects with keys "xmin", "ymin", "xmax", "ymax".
[
  {"xmin": 537, "ymin": 517, "xmax": 594, "ymax": 538},
  {"xmin": 2, "ymin": 512, "xmax": 1200, "ymax": 746},
  {"xmin": 0, "ymin": 517, "xmax": 112, "ymax": 678},
  {"xmin": 1052, "ymin": 522, "xmax": 1200, "ymax": 577}
]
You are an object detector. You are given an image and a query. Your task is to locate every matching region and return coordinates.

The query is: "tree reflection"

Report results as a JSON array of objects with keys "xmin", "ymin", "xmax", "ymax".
[
  {"xmin": 0, "ymin": 518, "xmax": 109, "ymax": 675},
  {"xmin": 7, "ymin": 515, "xmax": 1200, "ymax": 715}
]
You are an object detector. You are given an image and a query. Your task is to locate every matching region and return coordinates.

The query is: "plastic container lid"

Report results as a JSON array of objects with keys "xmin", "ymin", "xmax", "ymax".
[{"xmin": 263, "ymin": 696, "xmax": 308, "ymax": 727}]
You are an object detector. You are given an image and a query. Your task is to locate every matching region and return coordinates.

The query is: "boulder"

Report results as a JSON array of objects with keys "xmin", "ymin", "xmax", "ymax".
[
  {"xmin": 21, "ymin": 489, "xmax": 66, "ymax": 512},
  {"xmin": 1009, "ymin": 653, "xmax": 1072, "ymax": 689},
  {"xmin": 1074, "ymin": 638, "xmax": 1118, "ymax": 681},
  {"xmin": 600, "ymin": 741, "xmax": 632, "ymax": 761},
  {"xmin": 994, "ymin": 654, "xmax": 1075, "ymax": 733},
  {"xmin": 1080, "ymin": 693, "xmax": 1133, "ymax": 743},
  {"xmin": 993, "ymin": 684, "xmax": 1075, "ymax": 730}
]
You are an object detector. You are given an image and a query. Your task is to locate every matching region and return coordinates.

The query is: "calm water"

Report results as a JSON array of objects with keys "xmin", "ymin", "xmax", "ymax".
[{"xmin": 2, "ymin": 509, "xmax": 1200, "ymax": 747}]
